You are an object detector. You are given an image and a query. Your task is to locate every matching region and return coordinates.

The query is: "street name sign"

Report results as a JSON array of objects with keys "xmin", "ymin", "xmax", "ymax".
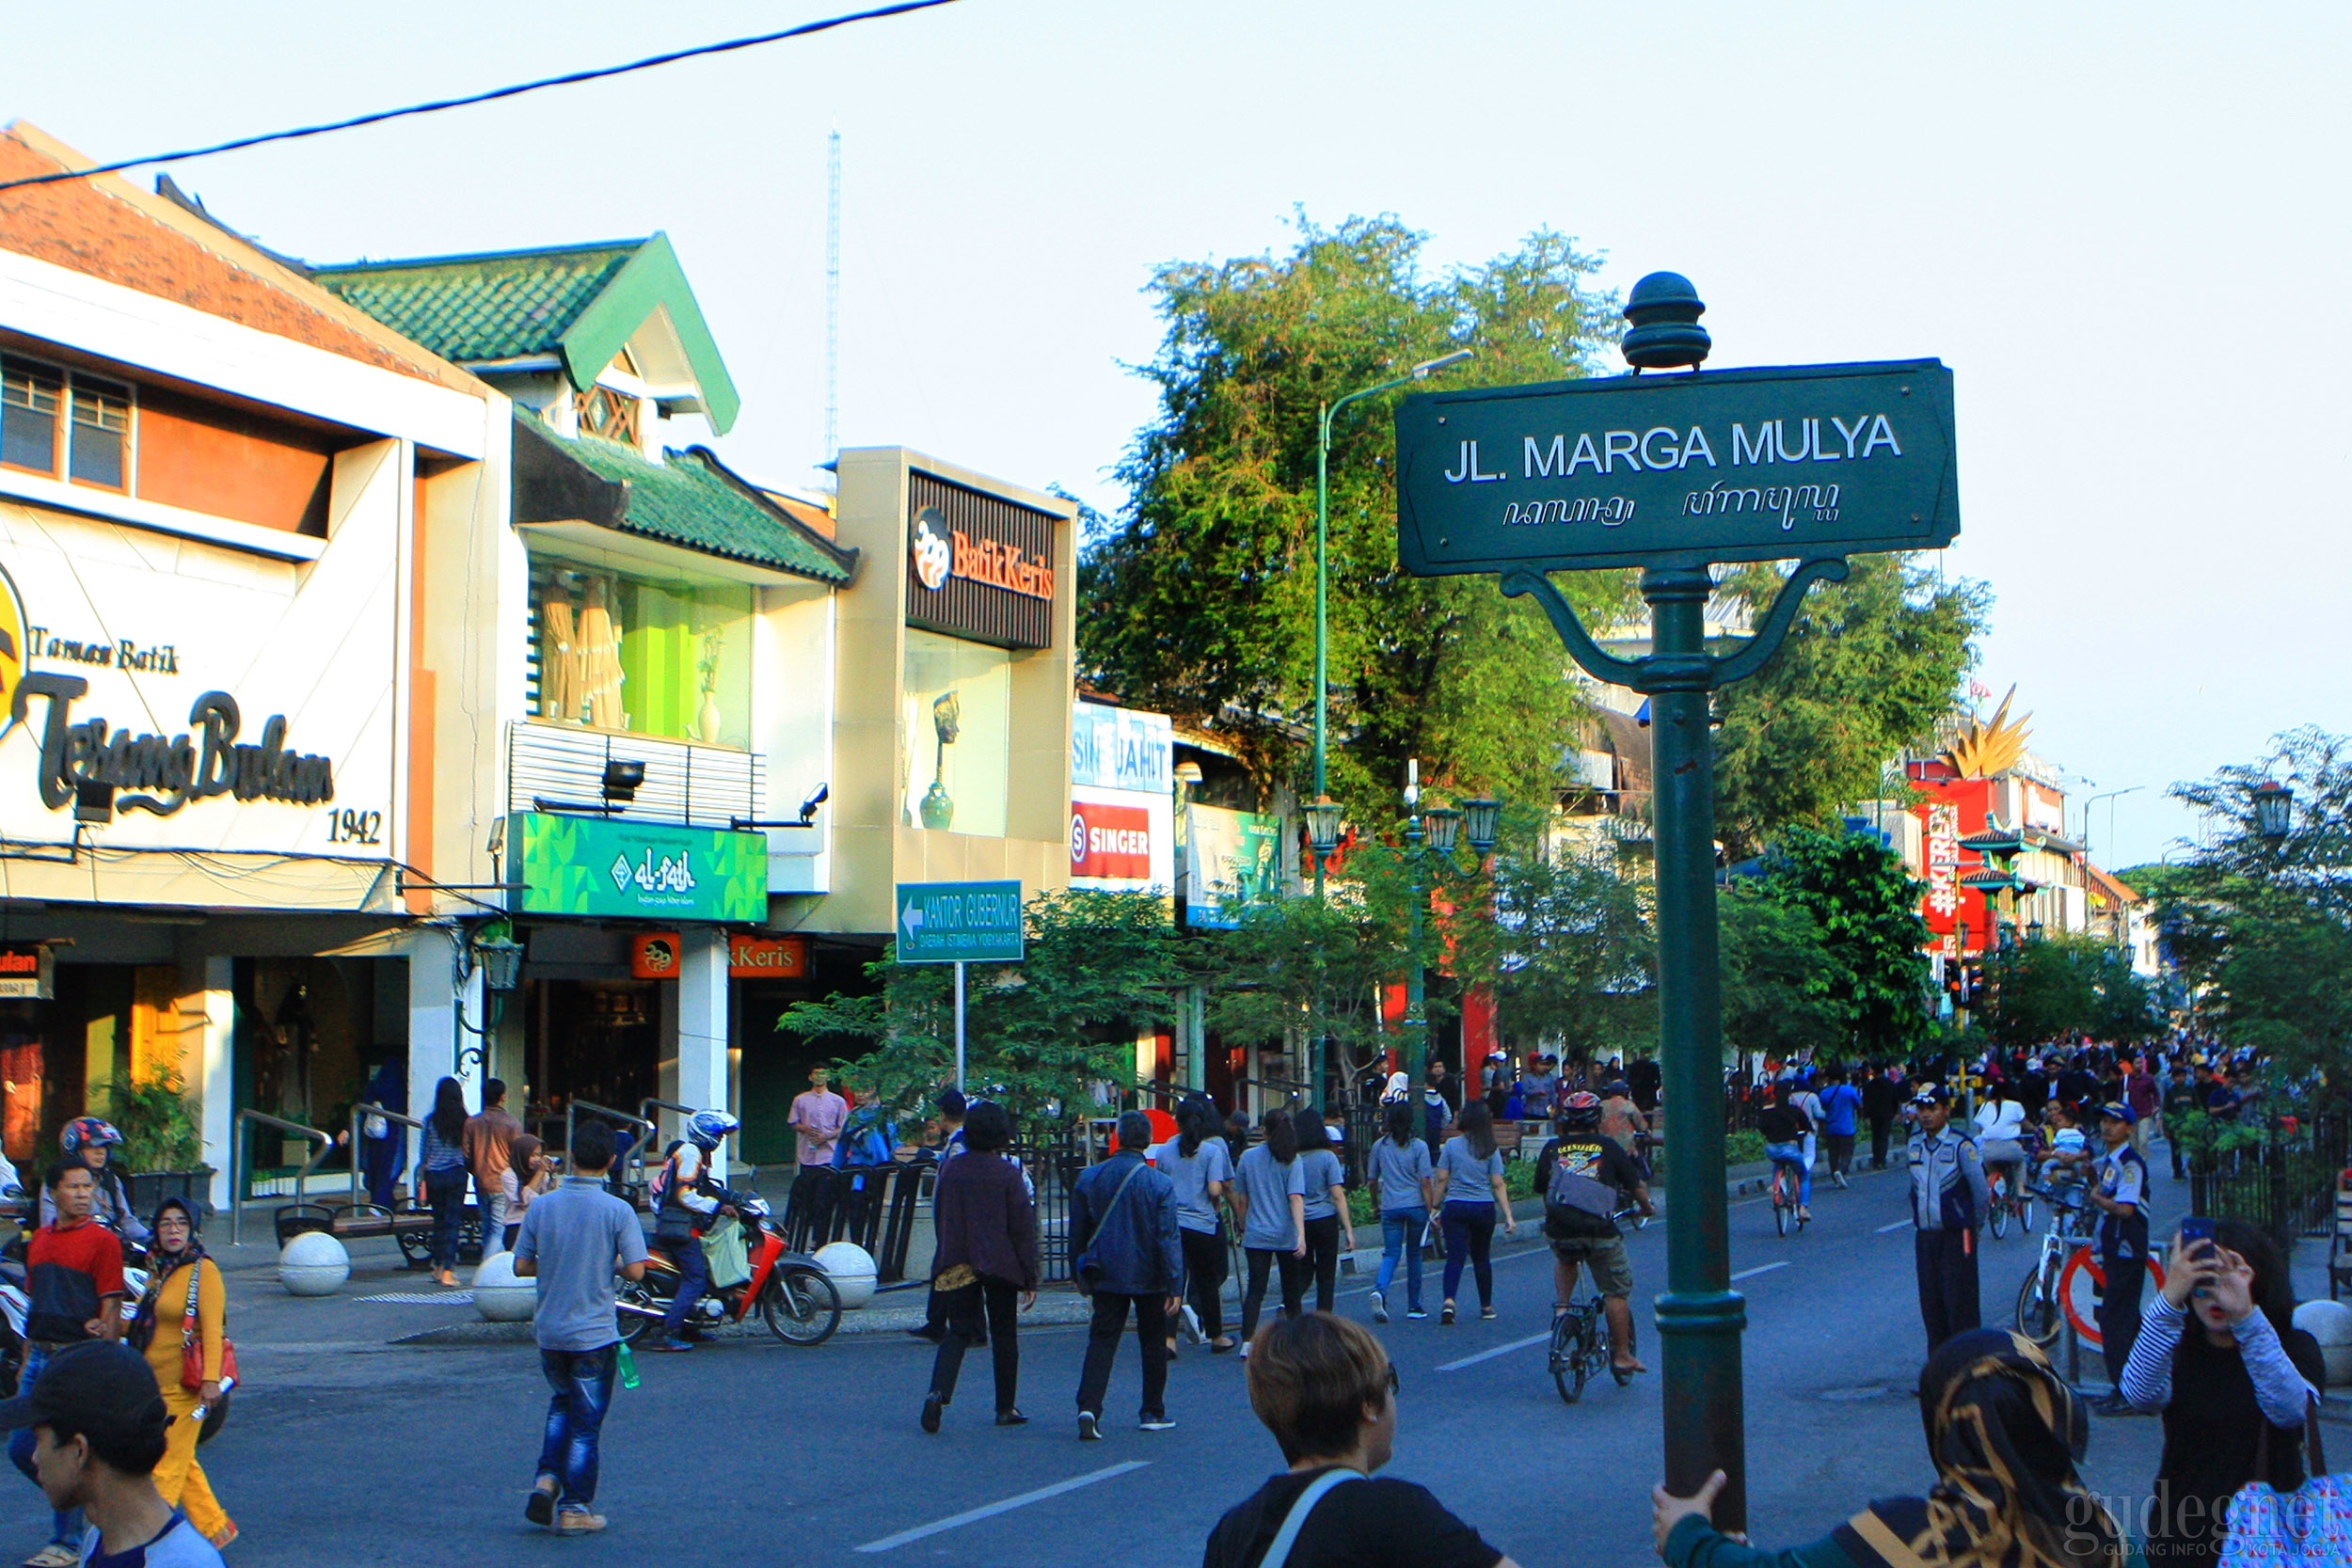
[
  {"xmin": 1395, "ymin": 359, "xmax": 1958, "ymax": 575},
  {"xmin": 894, "ymin": 880, "xmax": 1025, "ymax": 963}
]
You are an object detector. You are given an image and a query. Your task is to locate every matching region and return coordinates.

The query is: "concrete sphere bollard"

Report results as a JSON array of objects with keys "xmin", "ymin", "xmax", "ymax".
[
  {"xmin": 472, "ymin": 1251, "xmax": 537, "ymax": 1323},
  {"xmin": 278, "ymin": 1229, "xmax": 350, "ymax": 1297},
  {"xmin": 813, "ymin": 1241, "xmax": 878, "ymax": 1309},
  {"xmin": 2292, "ymin": 1299, "xmax": 2352, "ymax": 1386}
]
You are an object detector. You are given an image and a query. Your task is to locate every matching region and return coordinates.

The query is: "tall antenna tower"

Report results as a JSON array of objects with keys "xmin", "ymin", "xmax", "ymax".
[{"xmin": 824, "ymin": 126, "xmax": 840, "ymax": 463}]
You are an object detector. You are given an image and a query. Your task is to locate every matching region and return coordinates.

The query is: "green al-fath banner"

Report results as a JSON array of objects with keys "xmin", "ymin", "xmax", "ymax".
[{"xmin": 509, "ymin": 812, "xmax": 768, "ymax": 922}]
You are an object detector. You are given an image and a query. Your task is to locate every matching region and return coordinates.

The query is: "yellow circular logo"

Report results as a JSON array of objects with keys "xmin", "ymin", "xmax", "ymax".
[{"xmin": 0, "ymin": 563, "xmax": 27, "ymax": 743}]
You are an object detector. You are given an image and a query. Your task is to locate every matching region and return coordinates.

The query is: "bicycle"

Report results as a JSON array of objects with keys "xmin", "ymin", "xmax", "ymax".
[
  {"xmin": 2013, "ymin": 1185, "xmax": 2096, "ymax": 1347},
  {"xmin": 1769, "ymin": 1155, "xmax": 1808, "ymax": 1236},
  {"xmin": 1547, "ymin": 1207, "xmax": 1641, "ymax": 1404},
  {"xmin": 1985, "ymin": 1164, "xmax": 2035, "ymax": 1240}
]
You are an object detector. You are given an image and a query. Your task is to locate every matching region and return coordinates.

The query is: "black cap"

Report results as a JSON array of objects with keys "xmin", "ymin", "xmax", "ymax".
[
  {"xmin": 0, "ymin": 1341, "xmax": 167, "ymax": 1446},
  {"xmin": 1909, "ymin": 1084, "xmax": 1951, "ymax": 1107}
]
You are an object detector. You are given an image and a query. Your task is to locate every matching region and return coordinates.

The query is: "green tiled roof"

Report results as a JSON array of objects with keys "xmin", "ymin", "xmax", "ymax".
[
  {"xmin": 528, "ymin": 419, "xmax": 856, "ymax": 585},
  {"xmin": 310, "ymin": 241, "xmax": 640, "ymax": 364},
  {"xmin": 310, "ymin": 233, "xmax": 740, "ymax": 434}
]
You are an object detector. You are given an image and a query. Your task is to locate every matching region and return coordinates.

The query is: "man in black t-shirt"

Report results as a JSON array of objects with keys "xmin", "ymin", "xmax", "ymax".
[
  {"xmin": 1534, "ymin": 1094, "xmax": 1652, "ymax": 1375},
  {"xmin": 1205, "ymin": 1314, "xmax": 1515, "ymax": 1568}
]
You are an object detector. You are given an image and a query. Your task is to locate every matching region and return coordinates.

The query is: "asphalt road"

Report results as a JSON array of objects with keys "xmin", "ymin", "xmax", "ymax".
[{"xmin": 0, "ymin": 1156, "xmax": 2207, "ymax": 1568}]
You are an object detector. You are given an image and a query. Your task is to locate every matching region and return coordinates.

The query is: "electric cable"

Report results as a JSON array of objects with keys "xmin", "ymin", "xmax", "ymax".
[{"xmin": 0, "ymin": 0, "xmax": 959, "ymax": 194}]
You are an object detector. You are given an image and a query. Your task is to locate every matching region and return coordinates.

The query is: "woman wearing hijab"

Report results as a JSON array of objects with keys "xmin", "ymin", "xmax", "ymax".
[
  {"xmin": 1651, "ymin": 1328, "xmax": 2133, "ymax": 1568},
  {"xmin": 128, "ymin": 1197, "xmax": 235, "ymax": 1548},
  {"xmin": 502, "ymin": 1133, "xmax": 555, "ymax": 1253}
]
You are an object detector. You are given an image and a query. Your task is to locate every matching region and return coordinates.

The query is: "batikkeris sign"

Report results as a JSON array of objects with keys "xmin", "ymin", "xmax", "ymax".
[{"xmin": 1394, "ymin": 360, "xmax": 1958, "ymax": 575}]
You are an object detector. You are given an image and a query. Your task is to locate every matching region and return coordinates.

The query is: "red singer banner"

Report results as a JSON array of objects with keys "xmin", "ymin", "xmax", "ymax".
[{"xmin": 1070, "ymin": 800, "xmax": 1152, "ymax": 879}]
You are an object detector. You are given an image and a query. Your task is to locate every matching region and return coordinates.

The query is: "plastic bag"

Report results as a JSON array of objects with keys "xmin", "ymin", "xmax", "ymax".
[{"xmin": 701, "ymin": 1216, "xmax": 752, "ymax": 1289}]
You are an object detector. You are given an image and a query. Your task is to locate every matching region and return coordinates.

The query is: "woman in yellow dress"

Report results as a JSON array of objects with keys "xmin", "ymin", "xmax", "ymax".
[{"xmin": 128, "ymin": 1196, "xmax": 234, "ymax": 1547}]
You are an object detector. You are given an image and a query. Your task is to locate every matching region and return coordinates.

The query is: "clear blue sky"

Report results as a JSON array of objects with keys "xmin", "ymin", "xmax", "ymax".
[{"xmin": 9, "ymin": 1, "xmax": 2346, "ymax": 868}]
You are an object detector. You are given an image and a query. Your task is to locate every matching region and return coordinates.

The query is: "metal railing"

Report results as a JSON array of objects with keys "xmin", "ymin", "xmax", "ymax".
[
  {"xmin": 2188, "ymin": 1112, "xmax": 2349, "ymax": 1251},
  {"xmin": 348, "ymin": 1102, "xmax": 424, "ymax": 1212},
  {"xmin": 229, "ymin": 1110, "xmax": 332, "ymax": 1247},
  {"xmin": 568, "ymin": 1101, "xmax": 658, "ymax": 1194}
]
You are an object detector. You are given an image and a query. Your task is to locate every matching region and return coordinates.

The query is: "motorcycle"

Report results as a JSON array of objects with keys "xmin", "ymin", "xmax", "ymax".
[{"xmin": 616, "ymin": 1184, "xmax": 841, "ymax": 1348}]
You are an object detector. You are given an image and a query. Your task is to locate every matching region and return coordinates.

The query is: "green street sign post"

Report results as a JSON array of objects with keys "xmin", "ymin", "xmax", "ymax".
[
  {"xmin": 1392, "ymin": 274, "xmax": 1959, "ymax": 1532},
  {"xmin": 894, "ymin": 880, "xmax": 1025, "ymax": 1090}
]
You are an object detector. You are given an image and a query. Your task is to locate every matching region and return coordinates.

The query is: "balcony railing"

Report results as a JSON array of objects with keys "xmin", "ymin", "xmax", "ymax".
[{"xmin": 507, "ymin": 721, "xmax": 764, "ymax": 830}]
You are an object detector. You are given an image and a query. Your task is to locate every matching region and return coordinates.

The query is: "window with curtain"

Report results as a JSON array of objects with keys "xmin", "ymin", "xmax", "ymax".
[{"xmin": 527, "ymin": 558, "xmax": 752, "ymax": 749}]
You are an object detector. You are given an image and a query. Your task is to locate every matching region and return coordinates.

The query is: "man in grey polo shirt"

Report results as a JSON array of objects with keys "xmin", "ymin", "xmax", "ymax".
[{"xmin": 514, "ymin": 1121, "xmax": 649, "ymax": 1536}]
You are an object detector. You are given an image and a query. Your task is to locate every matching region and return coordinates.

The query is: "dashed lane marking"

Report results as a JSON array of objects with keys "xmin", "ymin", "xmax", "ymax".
[
  {"xmin": 1437, "ymin": 1330, "xmax": 1553, "ymax": 1371},
  {"xmin": 1875, "ymin": 1220, "xmax": 1912, "ymax": 1234},
  {"xmin": 1729, "ymin": 1261, "xmax": 1789, "ymax": 1282},
  {"xmin": 854, "ymin": 1462, "xmax": 1151, "ymax": 1553}
]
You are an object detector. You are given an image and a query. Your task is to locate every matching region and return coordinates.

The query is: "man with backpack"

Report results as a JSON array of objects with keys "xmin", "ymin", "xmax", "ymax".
[
  {"xmin": 1069, "ymin": 1112, "xmax": 1183, "ymax": 1439},
  {"xmin": 1534, "ymin": 1092, "xmax": 1652, "ymax": 1377},
  {"xmin": 1419, "ymin": 1068, "xmax": 1454, "ymax": 1162},
  {"xmin": 649, "ymin": 1110, "xmax": 739, "ymax": 1354}
]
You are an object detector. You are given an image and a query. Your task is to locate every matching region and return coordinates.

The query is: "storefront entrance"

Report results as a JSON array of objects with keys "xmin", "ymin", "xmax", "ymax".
[{"xmin": 527, "ymin": 978, "xmax": 661, "ymax": 1136}]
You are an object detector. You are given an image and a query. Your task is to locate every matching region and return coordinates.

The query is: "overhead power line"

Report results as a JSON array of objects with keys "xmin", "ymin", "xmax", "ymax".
[{"xmin": 0, "ymin": 0, "xmax": 958, "ymax": 195}]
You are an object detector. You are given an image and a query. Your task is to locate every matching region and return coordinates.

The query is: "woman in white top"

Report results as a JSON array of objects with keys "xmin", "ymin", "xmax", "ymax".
[{"xmin": 1973, "ymin": 1088, "xmax": 2029, "ymax": 1207}]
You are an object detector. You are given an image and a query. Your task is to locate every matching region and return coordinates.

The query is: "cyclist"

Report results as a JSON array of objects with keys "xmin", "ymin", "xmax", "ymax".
[
  {"xmin": 41, "ymin": 1119, "xmax": 149, "ymax": 1246},
  {"xmin": 1755, "ymin": 1081, "xmax": 1812, "ymax": 1224},
  {"xmin": 2036, "ymin": 1097, "xmax": 2091, "ymax": 1204},
  {"xmin": 1534, "ymin": 1092, "xmax": 1652, "ymax": 1376},
  {"xmin": 1972, "ymin": 1085, "xmax": 2028, "ymax": 1222}
]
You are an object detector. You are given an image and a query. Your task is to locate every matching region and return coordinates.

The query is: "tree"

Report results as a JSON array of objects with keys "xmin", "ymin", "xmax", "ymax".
[
  {"xmin": 779, "ymin": 890, "xmax": 1182, "ymax": 1130},
  {"xmin": 1718, "ymin": 887, "xmax": 1852, "ymax": 1066},
  {"xmin": 1487, "ymin": 841, "xmax": 1655, "ymax": 1065},
  {"xmin": 1079, "ymin": 214, "xmax": 1634, "ymax": 816},
  {"xmin": 1750, "ymin": 825, "xmax": 1934, "ymax": 1057},
  {"xmin": 2150, "ymin": 728, "xmax": 2352, "ymax": 1108},
  {"xmin": 1975, "ymin": 934, "xmax": 2153, "ymax": 1048},
  {"xmin": 1199, "ymin": 886, "xmax": 1406, "ymax": 1101},
  {"xmin": 1710, "ymin": 555, "xmax": 1990, "ymax": 857}
]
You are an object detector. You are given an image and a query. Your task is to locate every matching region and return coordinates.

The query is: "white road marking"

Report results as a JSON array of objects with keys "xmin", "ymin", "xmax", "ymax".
[
  {"xmin": 854, "ymin": 1462, "xmax": 1152, "ymax": 1553},
  {"xmin": 1438, "ymin": 1330, "xmax": 1553, "ymax": 1371},
  {"xmin": 1876, "ymin": 1220, "xmax": 1913, "ymax": 1234},
  {"xmin": 1729, "ymin": 1261, "xmax": 1789, "ymax": 1282}
]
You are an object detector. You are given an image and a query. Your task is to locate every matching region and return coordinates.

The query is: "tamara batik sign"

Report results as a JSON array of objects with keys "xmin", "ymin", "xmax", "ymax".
[{"xmin": 1395, "ymin": 360, "xmax": 1958, "ymax": 575}]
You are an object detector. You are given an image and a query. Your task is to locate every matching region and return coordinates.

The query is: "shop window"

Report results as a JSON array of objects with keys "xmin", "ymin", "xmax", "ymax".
[
  {"xmin": 903, "ymin": 627, "xmax": 1010, "ymax": 836},
  {"xmin": 1, "ymin": 356, "xmax": 135, "ymax": 491},
  {"xmin": 527, "ymin": 557, "xmax": 752, "ymax": 749}
]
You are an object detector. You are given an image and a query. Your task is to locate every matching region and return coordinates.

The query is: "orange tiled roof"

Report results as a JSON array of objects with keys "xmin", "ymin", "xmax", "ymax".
[{"xmin": 0, "ymin": 123, "xmax": 479, "ymax": 394}]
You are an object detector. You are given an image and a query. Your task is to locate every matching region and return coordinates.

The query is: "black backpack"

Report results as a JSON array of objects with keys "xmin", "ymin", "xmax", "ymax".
[{"xmin": 1543, "ymin": 1139, "xmax": 1619, "ymax": 1240}]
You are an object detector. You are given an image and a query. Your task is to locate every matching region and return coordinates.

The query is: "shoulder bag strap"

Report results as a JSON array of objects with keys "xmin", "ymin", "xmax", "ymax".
[
  {"xmin": 2306, "ymin": 1393, "xmax": 2328, "ymax": 1478},
  {"xmin": 1256, "ymin": 1470, "xmax": 1362, "ymax": 1568},
  {"xmin": 1101, "ymin": 1160, "xmax": 1147, "ymax": 1227},
  {"xmin": 183, "ymin": 1264, "xmax": 201, "ymax": 1346}
]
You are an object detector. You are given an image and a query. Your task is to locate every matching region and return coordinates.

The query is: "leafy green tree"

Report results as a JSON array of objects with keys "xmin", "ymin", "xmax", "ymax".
[
  {"xmin": 1718, "ymin": 887, "xmax": 1852, "ymax": 1065},
  {"xmin": 1711, "ymin": 556, "xmax": 1990, "ymax": 857},
  {"xmin": 1486, "ymin": 841, "xmax": 1656, "ymax": 1064},
  {"xmin": 1199, "ymin": 884, "xmax": 1407, "ymax": 1100},
  {"xmin": 2150, "ymin": 728, "xmax": 2352, "ymax": 1107},
  {"xmin": 1751, "ymin": 825, "xmax": 1934, "ymax": 1057},
  {"xmin": 779, "ymin": 890, "xmax": 1181, "ymax": 1131},
  {"xmin": 1976, "ymin": 934, "xmax": 2153, "ymax": 1048},
  {"xmin": 1079, "ymin": 214, "xmax": 1633, "ymax": 815}
]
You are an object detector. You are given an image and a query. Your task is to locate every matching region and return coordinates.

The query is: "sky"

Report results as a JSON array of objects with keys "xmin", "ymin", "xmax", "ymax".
[{"xmin": 7, "ymin": 1, "xmax": 2346, "ymax": 869}]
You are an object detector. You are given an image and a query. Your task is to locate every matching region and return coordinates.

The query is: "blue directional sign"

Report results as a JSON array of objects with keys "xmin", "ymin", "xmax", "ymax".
[{"xmin": 893, "ymin": 880, "xmax": 1025, "ymax": 963}]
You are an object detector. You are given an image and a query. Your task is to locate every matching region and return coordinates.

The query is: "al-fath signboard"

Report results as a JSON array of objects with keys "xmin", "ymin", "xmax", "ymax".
[
  {"xmin": 1394, "ymin": 359, "xmax": 1957, "ymax": 575},
  {"xmin": 509, "ymin": 811, "xmax": 768, "ymax": 923}
]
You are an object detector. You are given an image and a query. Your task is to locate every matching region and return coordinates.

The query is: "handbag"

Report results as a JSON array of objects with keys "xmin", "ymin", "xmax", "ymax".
[
  {"xmin": 1072, "ymin": 1160, "xmax": 1148, "ymax": 1298},
  {"xmin": 2217, "ymin": 1397, "xmax": 2347, "ymax": 1568},
  {"xmin": 177, "ymin": 1264, "xmax": 237, "ymax": 1445}
]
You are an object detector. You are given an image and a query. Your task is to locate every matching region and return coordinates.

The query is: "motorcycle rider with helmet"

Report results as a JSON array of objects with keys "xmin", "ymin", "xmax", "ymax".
[
  {"xmin": 650, "ymin": 1110, "xmax": 739, "ymax": 1353},
  {"xmin": 41, "ymin": 1119, "xmax": 149, "ymax": 1247}
]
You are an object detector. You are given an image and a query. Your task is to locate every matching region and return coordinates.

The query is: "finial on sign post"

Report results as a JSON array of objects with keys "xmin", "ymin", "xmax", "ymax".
[{"xmin": 1623, "ymin": 272, "xmax": 1710, "ymax": 370}]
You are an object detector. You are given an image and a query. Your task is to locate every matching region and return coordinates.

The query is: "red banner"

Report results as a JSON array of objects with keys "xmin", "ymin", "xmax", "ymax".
[{"xmin": 1070, "ymin": 801, "xmax": 1152, "ymax": 879}]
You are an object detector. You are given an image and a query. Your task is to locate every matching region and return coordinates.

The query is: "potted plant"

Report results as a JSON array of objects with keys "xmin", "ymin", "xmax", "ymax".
[{"xmin": 103, "ymin": 1068, "xmax": 212, "ymax": 1215}]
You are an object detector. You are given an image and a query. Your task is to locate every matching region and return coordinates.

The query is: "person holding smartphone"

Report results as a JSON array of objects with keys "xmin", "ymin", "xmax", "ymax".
[{"xmin": 2120, "ymin": 1218, "xmax": 2324, "ymax": 1567}]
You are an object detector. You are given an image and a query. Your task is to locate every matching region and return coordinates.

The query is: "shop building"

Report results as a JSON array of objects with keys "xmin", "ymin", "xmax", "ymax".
[
  {"xmin": 312, "ymin": 239, "xmax": 860, "ymax": 1169},
  {"xmin": 0, "ymin": 125, "xmax": 513, "ymax": 1206}
]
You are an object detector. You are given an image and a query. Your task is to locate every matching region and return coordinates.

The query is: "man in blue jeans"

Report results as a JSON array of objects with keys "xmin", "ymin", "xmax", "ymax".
[{"xmin": 515, "ymin": 1121, "xmax": 648, "ymax": 1536}]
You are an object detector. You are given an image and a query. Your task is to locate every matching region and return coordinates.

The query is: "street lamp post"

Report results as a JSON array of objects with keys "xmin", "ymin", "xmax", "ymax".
[
  {"xmin": 1312, "ymin": 350, "xmax": 1474, "ymax": 896},
  {"xmin": 1394, "ymin": 763, "xmax": 1496, "ymax": 1090}
]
